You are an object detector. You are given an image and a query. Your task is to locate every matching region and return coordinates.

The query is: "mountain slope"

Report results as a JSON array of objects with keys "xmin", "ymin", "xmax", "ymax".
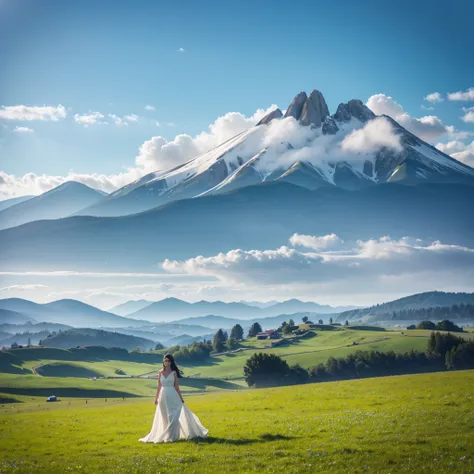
[
  {"xmin": 337, "ymin": 291, "xmax": 474, "ymax": 322},
  {"xmin": 128, "ymin": 298, "xmax": 261, "ymax": 321},
  {"xmin": 0, "ymin": 298, "xmax": 152, "ymax": 328},
  {"xmin": 0, "ymin": 181, "xmax": 105, "ymax": 230},
  {"xmin": 0, "ymin": 195, "xmax": 34, "ymax": 212},
  {"xmin": 0, "ymin": 309, "xmax": 37, "ymax": 325},
  {"xmin": 107, "ymin": 300, "xmax": 154, "ymax": 316},
  {"xmin": 1, "ymin": 182, "xmax": 473, "ymax": 272}
]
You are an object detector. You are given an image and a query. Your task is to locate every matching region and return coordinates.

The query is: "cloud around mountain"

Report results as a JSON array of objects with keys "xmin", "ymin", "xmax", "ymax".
[{"xmin": 162, "ymin": 234, "xmax": 474, "ymax": 286}]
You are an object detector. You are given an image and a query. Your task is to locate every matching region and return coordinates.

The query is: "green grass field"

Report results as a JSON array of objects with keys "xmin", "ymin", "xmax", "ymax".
[{"xmin": 1, "ymin": 370, "xmax": 473, "ymax": 473}]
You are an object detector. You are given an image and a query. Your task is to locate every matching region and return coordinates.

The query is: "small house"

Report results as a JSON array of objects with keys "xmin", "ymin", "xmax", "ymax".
[
  {"xmin": 256, "ymin": 330, "xmax": 280, "ymax": 340},
  {"xmin": 46, "ymin": 395, "xmax": 57, "ymax": 402}
]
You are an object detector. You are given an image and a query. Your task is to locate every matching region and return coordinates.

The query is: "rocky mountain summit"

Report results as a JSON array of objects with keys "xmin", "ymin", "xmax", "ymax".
[{"xmin": 73, "ymin": 89, "xmax": 474, "ymax": 218}]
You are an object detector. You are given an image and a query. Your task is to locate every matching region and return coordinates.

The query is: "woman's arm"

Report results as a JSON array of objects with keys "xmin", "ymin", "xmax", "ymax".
[
  {"xmin": 154, "ymin": 372, "xmax": 162, "ymax": 405},
  {"xmin": 173, "ymin": 372, "xmax": 184, "ymax": 403}
]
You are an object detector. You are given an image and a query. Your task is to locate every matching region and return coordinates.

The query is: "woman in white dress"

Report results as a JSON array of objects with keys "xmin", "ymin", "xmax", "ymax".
[{"xmin": 139, "ymin": 353, "xmax": 208, "ymax": 443}]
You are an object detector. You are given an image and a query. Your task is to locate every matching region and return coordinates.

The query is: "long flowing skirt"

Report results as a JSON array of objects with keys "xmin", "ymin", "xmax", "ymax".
[{"xmin": 139, "ymin": 387, "xmax": 208, "ymax": 443}]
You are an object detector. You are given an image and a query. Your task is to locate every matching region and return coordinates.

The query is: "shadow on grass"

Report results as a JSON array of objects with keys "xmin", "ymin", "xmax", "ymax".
[
  {"xmin": 180, "ymin": 378, "xmax": 244, "ymax": 391},
  {"xmin": 188, "ymin": 433, "xmax": 296, "ymax": 445},
  {"xmin": 0, "ymin": 396, "xmax": 22, "ymax": 404},
  {"xmin": 0, "ymin": 387, "xmax": 140, "ymax": 398},
  {"xmin": 35, "ymin": 363, "xmax": 102, "ymax": 378}
]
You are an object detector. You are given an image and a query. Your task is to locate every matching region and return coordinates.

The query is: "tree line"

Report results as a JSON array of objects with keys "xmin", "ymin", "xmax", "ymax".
[
  {"xmin": 373, "ymin": 304, "xmax": 474, "ymax": 322},
  {"xmin": 243, "ymin": 327, "xmax": 474, "ymax": 387}
]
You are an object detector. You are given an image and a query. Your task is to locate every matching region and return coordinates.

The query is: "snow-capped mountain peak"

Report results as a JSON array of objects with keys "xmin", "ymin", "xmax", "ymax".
[{"xmin": 75, "ymin": 89, "xmax": 474, "ymax": 218}]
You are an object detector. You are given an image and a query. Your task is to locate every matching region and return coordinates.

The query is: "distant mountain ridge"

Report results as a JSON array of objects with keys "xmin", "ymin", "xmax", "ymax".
[
  {"xmin": 126, "ymin": 297, "xmax": 350, "ymax": 321},
  {"xmin": 0, "ymin": 181, "xmax": 104, "ymax": 230},
  {"xmin": 0, "ymin": 298, "xmax": 153, "ymax": 328},
  {"xmin": 337, "ymin": 291, "xmax": 474, "ymax": 322},
  {"xmin": 2, "ymin": 182, "xmax": 473, "ymax": 272}
]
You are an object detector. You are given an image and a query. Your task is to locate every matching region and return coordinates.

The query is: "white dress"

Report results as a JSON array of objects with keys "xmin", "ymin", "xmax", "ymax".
[{"xmin": 139, "ymin": 371, "xmax": 208, "ymax": 443}]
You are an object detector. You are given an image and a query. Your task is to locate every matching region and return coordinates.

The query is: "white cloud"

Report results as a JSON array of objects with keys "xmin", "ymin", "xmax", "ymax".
[
  {"xmin": 436, "ymin": 139, "xmax": 474, "ymax": 168},
  {"xmin": 0, "ymin": 168, "xmax": 145, "ymax": 200},
  {"xmin": 177, "ymin": 48, "xmax": 185, "ymax": 53},
  {"xmin": 0, "ymin": 104, "xmax": 67, "ymax": 121},
  {"xmin": 447, "ymin": 87, "xmax": 474, "ymax": 101},
  {"xmin": 445, "ymin": 126, "xmax": 474, "ymax": 140},
  {"xmin": 0, "ymin": 284, "xmax": 48, "ymax": 292},
  {"xmin": 341, "ymin": 117, "xmax": 402, "ymax": 153},
  {"xmin": 135, "ymin": 105, "xmax": 277, "ymax": 171},
  {"xmin": 435, "ymin": 140, "xmax": 467, "ymax": 155},
  {"xmin": 424, "ymin": 92, "xmax": 443, "ymax": 103},
  {"xmin": 74, "ymin": 112, "xmax": 105, "ymax": 127},
  {"xmin": 366, "ymin": 94, "xmax": 449, "ymax": 142},
  {"xmin": 289, "ymin": 233, "xmax": 343, "ymax": 250},
  {"xmin": 144, "ymin": 105, "xmax": 156, "ymax": 111},
  {"xmin": 107, "ymin": 113, "xmax": 139, "ymax": 126},
  {"xmin": 461, "ymin": 107, "xmax": 474, "ymax": 123},
  {"xmin": 162, "ymin": 235, "xmax": 474, "ymax": 286},
  {"xmin": 13, "ymin": 126, "xmax": 34, "ymax": 133}
]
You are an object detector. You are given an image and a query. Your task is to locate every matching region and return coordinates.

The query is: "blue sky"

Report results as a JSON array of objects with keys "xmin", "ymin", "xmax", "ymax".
[{"xmin": 1, "ymin": 0, "xmax": 474, "ymax": 192}]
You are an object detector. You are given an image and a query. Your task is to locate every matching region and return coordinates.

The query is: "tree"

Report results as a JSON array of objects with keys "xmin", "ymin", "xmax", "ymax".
[
  {"xmin": 248, "ymin": 322, "xmax": 263, "ymax": 338},
  {"xmin": 230, "ymin": 324, "xmax": 244, "ymax": 341},
  {"xmin": 344, "ymin": 320, "xmax": 349, "ymax": 326},
  {"xmin": 416, "ymin": 320, "xmax": 436, "ymax": 330},
  {"xmin": 435, "ymin": 320, "xmax": 463, "ymax": 332},
  {"xmin": 329, "ymin": 317, "xmax": 333, "ymax": 324},
  {"xmin": 243, "ymin": 353, "xmax": 290, "ymax": 387},
  {"xmin": 282, "ymin": 324, "xmax": 294, "ymax": 335},
  {"xmin": 154, "ymin": 342, "xmax": 164, "ymax": 351},
  {"xmin": 226, "ymin": 337, "xmax": 239, "ymax": 351},
  {"xmin": 446, "ymin": 341, "xmax": 474, "ymax": 370},
  {"xmin": 213, "ymin": 329, "xmax": 226, "ymax": 353},
  {"xmin": 318, "ymin": 319, "xmax": 323, "ymax": 325},
  {"xmin": 302, "ymin": 316, "xmax": 309, "ymax": 323},
  {"xmin": 289, "ymin": 319, "xmax": 295, "ymax": 326},
  {"xmin": 222, "ymin": 331, "xmax": 229, "ymax": 342}
]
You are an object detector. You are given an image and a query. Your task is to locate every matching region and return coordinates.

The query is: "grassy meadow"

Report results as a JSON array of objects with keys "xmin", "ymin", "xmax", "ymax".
[{"xmin": 1, "ymin": 370, "xmax": 473, "ymax": 473}]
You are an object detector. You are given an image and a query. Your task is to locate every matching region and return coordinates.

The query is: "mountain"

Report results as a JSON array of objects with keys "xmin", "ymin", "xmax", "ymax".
[
  {"xmin": 128, "ymin": 298, "xmax": 261, "ymax": 321},
  {"xmin": 0, "ymin": 195, "xmax": 34, "ymax": 212},
  {"xmin": 337, "ymin": 291, "xmax": 474, "ymax": 322},
  {"xmin": 125, "ymin": 297, "xmax": 348, "ymax": 321},
  {"xmin": 1, "ymin": 182, "xmax": 473, "ymax": 272},
  {"xmin": 175, "ymin": 312, "xmax": 328, "ymax": 330},
  {"xmin": 0, "ymin": 298, "xmax": 153, "ymax": 328},
  {"xmin": 108, "ymin": 300, "xmax": 155, "ymax": 316},
  {"xmin": 0, "ymin": 321, "xmax": 72, "ymax": 334},
  {"xmin": 73, "ymin": 89, "xmax": 474, "ymax": 218},
  {"xmin": 0, "ymin": 181, "xmax": 105, "ymax": 230},
  {"xmin": 0, "ymin": 309, "xmax": 37, "ymax": 325},
  {"xmin": 261, "ymin": 299, "xmax": 356, "ymax": 315},
  {"xmin": 39, "ymin": 328, "xmax": 156, "ymax": 351}
]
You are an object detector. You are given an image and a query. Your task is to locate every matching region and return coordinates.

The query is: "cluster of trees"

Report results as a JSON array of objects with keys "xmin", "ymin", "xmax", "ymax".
[
  {"xmin": 243, "ymin": 353, "xmax": 309, "ymax": 387},
  {"xmin": 409, "ymin": 320, "xmax": 464, "ymax": 332},
  {"xmin": 242, "ymin": 331, "xmax": 474, "ymax": 387},
  {"xmin": 212, "ymin": 324, "xmax": 248, "ymax": 353},
  {"xmin": 279, "ymin": 319, "xmax": 297, "ymax": 335},
  {"xmin": 164, "ymin": 341, "xmax": 213, "ymax": 362}
]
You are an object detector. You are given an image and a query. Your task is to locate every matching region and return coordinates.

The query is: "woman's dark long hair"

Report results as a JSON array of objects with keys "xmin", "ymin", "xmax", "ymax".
[{"xmin": 163, "ymin": 353, "xmax": 182, "ymax": 378}]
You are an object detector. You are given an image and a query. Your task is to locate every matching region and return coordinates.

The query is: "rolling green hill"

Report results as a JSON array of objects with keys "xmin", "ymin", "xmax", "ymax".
[{"xmin": 0, "ymin": 371, "xmax": 473, "ymax": 473}]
